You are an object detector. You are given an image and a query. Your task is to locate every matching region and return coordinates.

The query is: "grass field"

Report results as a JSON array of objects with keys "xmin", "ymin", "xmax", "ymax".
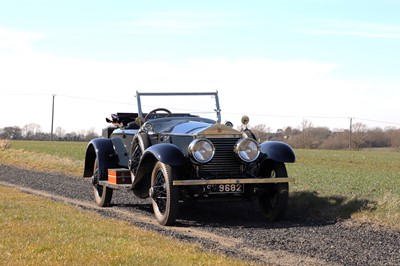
[
  {"xmin": 0, "ymin": 186, "xmax": 251, "ymax": 266},
  {"xmin": 287, "ymin": 149, "xmax": 400, "ymax": 227},
  {"xmin": 10, "ymin": 140, "xmax": 87, "ymax": 161},
  {"xmin": 0, "ymin": 140, "xmax": 85, "ymax": 176},
  {"xmin": 2, "ymin": 140, "xmax": 400, "ymax": 228},
  {"xmin": 291, "ymin": 149, "xmax": 400, "ymax": 196}
]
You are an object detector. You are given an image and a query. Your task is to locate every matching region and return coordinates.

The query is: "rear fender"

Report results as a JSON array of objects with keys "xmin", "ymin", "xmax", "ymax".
[
  {"xmin": 132, "ymin": 143, "xmax": 186, "ymax": 198},
  {"xmin": 260, "ymin": 141, "xmax": 295, "ymax": 163},
  {"xmin": 110, "ymin": 137, "xmax": 129, "ymax": 168},
  {"xmin": 83, "ymin": 138, "xmax": 119, "ymax": 180}
]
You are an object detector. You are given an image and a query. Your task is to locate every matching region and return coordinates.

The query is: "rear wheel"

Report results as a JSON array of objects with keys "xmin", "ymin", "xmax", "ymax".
[
  {"xmin": 92, "ymin": 158, "xmax": 113, "ymax": 207},
  {"xmin": 150, "ymin": 161, "xmax": 179, "ymax": 226},
  {"xmin": 258, "ymin": 162, "xmax": 289, "ymax": 221},
  {"xmin": 129, "ymin": 132, "xmax": 149, "ymax": 175}
]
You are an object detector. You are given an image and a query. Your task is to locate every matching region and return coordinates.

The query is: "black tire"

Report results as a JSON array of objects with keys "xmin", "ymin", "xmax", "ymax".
[
  {"xmin": 150, "ymin": 161, "xmax": 179, "ymax": 226},
  {"xmin": 129, "ymin": 132, "xmax": 149, "ymax": 176},
  {"xmin": 258, "ymin": 162, "xmax": 289, "ymax": 221},
  {"xmin": 92, "ymin": 158, "xmax": 113, "ymax": 207}
]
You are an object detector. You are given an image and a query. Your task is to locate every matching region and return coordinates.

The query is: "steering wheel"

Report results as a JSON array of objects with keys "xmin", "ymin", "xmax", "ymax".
[{"xmin": 144, "ymin": 108, "xmax": 172, "ymax": 121}]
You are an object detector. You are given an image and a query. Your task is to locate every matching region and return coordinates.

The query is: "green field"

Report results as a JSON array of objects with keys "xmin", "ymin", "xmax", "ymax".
[
  {"xmin": 0, "ymin": 186, "xmax": 251, "ymax": 266},
  {"xmin": 2, "ymin": 140, "xmax": 400, "ymax": 228},
  {"xmin": 287, "ymin": 149, "xmax": 400, "ymax": 225},
  {"xmin": 290, "ymin": 149, "xmax": 400, "ymax": 197},
  {"xmin": 10, "ymin": 140, "xmax": 87, "ymax": 161}
]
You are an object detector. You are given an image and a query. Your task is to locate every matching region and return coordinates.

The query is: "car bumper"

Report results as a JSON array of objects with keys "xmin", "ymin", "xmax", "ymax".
[{"xmin": 173, "ymin": 177, "xmax": 295, "ymax": 186}]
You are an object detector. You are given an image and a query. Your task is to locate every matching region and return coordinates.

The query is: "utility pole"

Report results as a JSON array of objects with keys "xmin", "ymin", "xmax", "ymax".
[
  {"xmin": 51, "ymin": 94, "xmax": 56, "ymax": 141},
  {"xmin": 349, "ymin": 117, "xmax": 353, "ymax": 150}
]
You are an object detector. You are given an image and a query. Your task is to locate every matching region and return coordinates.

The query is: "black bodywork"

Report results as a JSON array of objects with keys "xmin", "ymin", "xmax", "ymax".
[{"xmin": 83, "ymin": 92, "xmax": 295, "ymax": 225}]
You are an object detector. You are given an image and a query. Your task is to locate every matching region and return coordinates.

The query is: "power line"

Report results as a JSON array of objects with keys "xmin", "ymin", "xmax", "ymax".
[
  {"xmin": 354, "ymin": 117, "xmax": 400, "ymax": 126},
  {"xmin": 0, "ymin": 93, "xmax": 51, "ymax": 96},
  {"xmin": 1, "ymin": 93, "xmax": 400, "ymax": 127},
  {"xmin": 0, "ymin": 93, "xmax": 135, "ymax": 106},
  {"xmin": 224, "ymin": 112, "xmax": 348, "ymax": 120},
  {"xmin": 58, "ymin": 94, "xmax": 134, "ymax": 106}
]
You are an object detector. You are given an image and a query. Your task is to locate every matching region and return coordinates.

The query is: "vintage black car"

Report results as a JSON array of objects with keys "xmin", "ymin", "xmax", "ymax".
[{"xmin": 83, "ymin": 92, "xmax": 295, "ymax": 225}]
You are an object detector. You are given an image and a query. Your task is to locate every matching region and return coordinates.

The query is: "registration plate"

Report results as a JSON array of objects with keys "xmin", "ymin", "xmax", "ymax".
[{"xmin": 206, "ymin": 184, "xmax": 244, "ymax": 194}]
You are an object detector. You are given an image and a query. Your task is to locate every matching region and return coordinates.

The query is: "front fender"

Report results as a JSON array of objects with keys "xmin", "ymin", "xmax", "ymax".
[
  {"xmin": 83, "ymin": 138, "xmax": 119, "ymax": 180},
  {"xmin": 132, "ymin": 143, "xmax": 187, "ymax": 198},
  {"xmin": 143, "ymin": 143, "xmax": 187, "ymax": 166},
  {"xmin": 260, "ymin": 141, "xmax": 295, "ymax": 163}
]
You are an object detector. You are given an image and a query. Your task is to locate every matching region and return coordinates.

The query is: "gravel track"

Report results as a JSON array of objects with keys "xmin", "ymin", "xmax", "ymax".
[{"xmin": 1, "ymin": 164, "xmax": 399, "ymax": 265}]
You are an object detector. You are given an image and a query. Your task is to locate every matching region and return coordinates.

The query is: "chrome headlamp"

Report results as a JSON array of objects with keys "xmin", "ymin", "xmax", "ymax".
[
  {"xmin": 234, "ymin": 138, "xmax": 260, "ymax": 163},
  {"xmin": 188, "ymin": 139, "xmax": 215, "ymax": 164}
]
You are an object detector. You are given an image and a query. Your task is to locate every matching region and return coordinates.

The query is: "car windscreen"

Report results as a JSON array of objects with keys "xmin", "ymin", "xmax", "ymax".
[{"xmin": 137, "ymin": 93, "xmax": 220, "ymax": 122}]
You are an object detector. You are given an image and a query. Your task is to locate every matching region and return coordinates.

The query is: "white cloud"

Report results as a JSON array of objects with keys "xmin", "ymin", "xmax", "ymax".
[
  {"xmin": 0, "ymin": 28, "xmax": 43, "ymax": 53},
  {"xmin": 299, "ymin": 21, "xmax": 400, "ymax": 38},
  {"xmin": 303, "ymin": 29, "xmax": 400, "ymax": 39},
  {"xmin": 111, "ymin": 10, "xmax": 256, "ymax": 35}
]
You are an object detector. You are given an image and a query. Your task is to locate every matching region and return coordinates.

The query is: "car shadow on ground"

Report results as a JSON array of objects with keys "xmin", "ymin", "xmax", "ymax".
[
  {"xmin": 288, "ymin": 190, "xmax": 375, "ymax": 223},
  {"xmin": 110, "ymin": 190, "xmax": 375, "ymax": 229},
  {"xmin": 174, "ymin": 191, "xmax": 375, "ymax": 229}
]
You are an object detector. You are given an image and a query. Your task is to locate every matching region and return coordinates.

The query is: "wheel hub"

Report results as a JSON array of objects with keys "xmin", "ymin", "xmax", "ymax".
[{"xmin": 149, "ymin": 187, "xmax": 155, "ymax": 198}]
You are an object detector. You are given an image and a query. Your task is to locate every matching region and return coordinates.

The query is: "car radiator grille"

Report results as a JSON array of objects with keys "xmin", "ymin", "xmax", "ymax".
[{"xmin": 199, "ymin": 138, "xmax": 243, "ymax": 178}]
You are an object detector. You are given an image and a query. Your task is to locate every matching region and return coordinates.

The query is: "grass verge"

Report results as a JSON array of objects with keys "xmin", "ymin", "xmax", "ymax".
[
  {"xmin": 0, "ymin": 140, "xmax": 83, "ymax": 176},
  {"xmin": 0, "ymin": 186, "xmax": 252, "ymax": 266}
]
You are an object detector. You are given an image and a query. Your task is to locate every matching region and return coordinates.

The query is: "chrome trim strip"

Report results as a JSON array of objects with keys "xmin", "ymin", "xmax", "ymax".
[
  {"xmin": 99, "ymin": 181, "xmax": 132, "ymax": 190},
  {"xmin": 173, "ymin": 177, "xmax": 295, "ymax": 186}
]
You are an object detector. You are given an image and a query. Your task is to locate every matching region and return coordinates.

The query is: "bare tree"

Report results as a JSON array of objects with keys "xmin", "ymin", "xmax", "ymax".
[
  {"xmin": 251, "ymin": 124, "xmax": 272, "ymax": 142},
  {"xmin": 366, "ymin": 127, "xmax": 389, "ymax": 147},
  {"xmin": 320, "ymin": 131, "xmax": 349, "ymax": 150},
  {"xmin": 22, "ymin": 123, "xmax": 42, "ymax": 139},
  {"xmin": 84, "ymin": 127, "xmax": 99, "ymax": 141},
  {"xmin": 283, "ymin": 127, "xmax": 293, "ymax": 139},
  {"xmin": 55, "ymin": 127, "xmax": 66, "ymax": 139},
  {"xmin": 0, "ymin": 126, "xmax": 22, "ymax": 139},
  {"xmin": 352, "ymin": 123, "xmax": 368, "ymax": 150},
  {"xmin": 387, "ymin": 128, "xmax": 400, "ymax": 150},
  {"xmin": 312, "ymin": 127, "xmax": 332, "ymax": 148},
  {"xmin": 300, "ymin": 119, "xmax": 314, "ymax": 149}
]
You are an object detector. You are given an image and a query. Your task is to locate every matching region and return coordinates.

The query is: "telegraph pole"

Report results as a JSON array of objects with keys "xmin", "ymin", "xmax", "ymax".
[
  {"xmin": 51, "ymin": 94, "xmax": 56, "ymax": 141},
  {"xmin": 349, "ymin": 117, "xmax": 353, "ymax": 150}
]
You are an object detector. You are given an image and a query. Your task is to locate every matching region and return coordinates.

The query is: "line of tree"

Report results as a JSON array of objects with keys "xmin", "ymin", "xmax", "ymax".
[
  {"xmin": 0, "ymin": 123, "xmax": 100, "ymax": 142},
  {"xmin": 1, "ymin": 120, "xmax": 400, "ymax": 151},
  {"xmin": 250, "ymin": 120, "xmax": 400, "ymax": 151}
]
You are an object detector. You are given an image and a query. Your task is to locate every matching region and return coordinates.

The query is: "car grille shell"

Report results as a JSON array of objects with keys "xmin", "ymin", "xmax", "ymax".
[{"xmin": 198, "ymin": 137, "xmax": 243, "ymax": 178}]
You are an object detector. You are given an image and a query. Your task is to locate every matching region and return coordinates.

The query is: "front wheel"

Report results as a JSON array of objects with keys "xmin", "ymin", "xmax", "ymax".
[
  {"xmin": 258, "ymin": 162, "xmax": 289, "ymax": 221},
  {"xmin": 92, "ymin": 158, "xmax": 113, "ymax": 207},
  {"xmin": 150, "ymin": 161, "xmax": 179, "ymax": 226}
]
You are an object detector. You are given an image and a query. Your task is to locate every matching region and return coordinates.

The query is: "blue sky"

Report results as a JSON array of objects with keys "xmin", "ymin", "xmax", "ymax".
[{"xmin": 1, "ymin": 0, "xmax": 400, "ymax": 133}]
